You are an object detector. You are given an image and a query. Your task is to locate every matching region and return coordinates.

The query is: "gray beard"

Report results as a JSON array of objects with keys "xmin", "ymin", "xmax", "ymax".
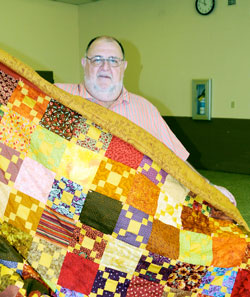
[{"xmin": 84, "ymin": 78, "xmax": 123, "ymax": 101}]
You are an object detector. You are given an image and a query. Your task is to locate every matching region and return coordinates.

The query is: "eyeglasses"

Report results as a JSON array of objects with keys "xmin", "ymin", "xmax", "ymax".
[{"xmin": 86, "ymin": 56, "xmax": 124, "ymax": 67}]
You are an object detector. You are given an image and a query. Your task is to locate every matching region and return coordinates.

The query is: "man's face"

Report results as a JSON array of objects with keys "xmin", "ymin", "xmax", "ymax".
[{"xmin": 82, "ymin": 38, "xmax": 127, "ymax": 103}]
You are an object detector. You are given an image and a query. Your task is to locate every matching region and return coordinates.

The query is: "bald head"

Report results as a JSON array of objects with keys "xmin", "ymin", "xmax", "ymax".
[{"xmin": 85, "ymin": 36, "xmax": 125, "ymax": 60}]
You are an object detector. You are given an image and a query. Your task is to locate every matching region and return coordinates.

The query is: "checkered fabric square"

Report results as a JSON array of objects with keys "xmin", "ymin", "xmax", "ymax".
[
  {"xmin": 4, "ymin": 188, "xmax": 45, "ymax": 236},
  {"xmin": 7, "ymin": 80, "xmax": 50, "ymax": 124},
  {"xmin": 135, "ymin": 251, "xmax": 174, "ymax": 285},
  {"xmin": 138, "ymin": 155, "xmax": 168, "ymax": 187},
  {"xmin": 47, "ymin": 176, "xmax": 86, "ymax": 220},
  {"xmin": 71, "ymin": 117, "xmax": 113, "ymax": 154},
  {"xmin": 113, "ymin": 203, "xmax": 153, "ymax": 249},
  {"xmin": 0, "ymin": 182, "xmax": 11, "ymax": 219},
  {"xmin": 209, "ymin": 217, "xmax": 246, "ymax": 239},
  {"xmin": 69, "ymin": 221, "xmax": 108, "ymax": 264},
  {"xmin": 0, "ymin": 70, "xmax": 18, "ymax": 105},
  {"xmin": 0, "ymin": 263, "xmax": 23, "ymax": 291},
  {"xmin": 0, "ymin": 105, "xmax": 37, "ymax": 155},
  {"xmin": 91, "ymin": 156, "xmax": 136, "ymax": 203},
  {"xmin": 90, "ymin": 265, "xmax": 131, "ymax": 297},
  {"xmin": 27, "ymin": 236, "xmax": 67, "ymax": 284},
  {"xmin": 40, "ymin": 99, "xmax": 81, "ymax": 140},
  {"xmin": 28, "ymin": 125, "xmax": 67, "ymax": 173},
  {"xmin": 0, "ymin": 142, "xmax": 24, "ymax": 187},
  {"xmin": 199, "ymin": 267, "xmax": 238, "ymax": 297},
  {"xmin": 155, "ymin": 189, "xmax": 183, "ymax": 229},
  {"xmin": 54, "ymin": 285, "xmax": 85, "ymax": 297}
]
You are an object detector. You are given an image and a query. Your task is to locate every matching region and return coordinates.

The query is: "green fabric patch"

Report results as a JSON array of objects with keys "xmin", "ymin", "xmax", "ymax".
[
  {"xmin": 28, "ymin": 125, "xmax": 67, "ymax": 172},
  {"xmin": 80, "ymin": 191, "xmax": 122, "ymax": 234},
  {"xmin": 179, "ymin": 230, "xmax": 212, "ymax": 266}
]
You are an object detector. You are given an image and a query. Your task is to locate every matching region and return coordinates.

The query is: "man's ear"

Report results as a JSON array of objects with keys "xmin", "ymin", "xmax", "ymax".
[
  {"xmin": 124, "ymin": 60, "xmax": 128, "ymax": 71},
  {"xmin": 81, "ymin": 57, "xmax": 86, "ymax": 68}
]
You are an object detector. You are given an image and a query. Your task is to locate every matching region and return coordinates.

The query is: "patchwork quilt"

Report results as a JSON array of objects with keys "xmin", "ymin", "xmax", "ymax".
[{"xmin": 0, "ymin": 48, "xmax": 250, "ymax": 297}]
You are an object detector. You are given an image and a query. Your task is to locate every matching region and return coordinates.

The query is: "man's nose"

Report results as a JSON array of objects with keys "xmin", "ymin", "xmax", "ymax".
[{"xmin": 100, "ymin": 59, "xmax": 111, "ymax": 70}]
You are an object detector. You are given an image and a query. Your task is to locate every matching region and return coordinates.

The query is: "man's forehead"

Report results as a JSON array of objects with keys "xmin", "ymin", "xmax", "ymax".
[{"xmin": 88, "ymin": 39, "xmax": 123, "ymax": 57}]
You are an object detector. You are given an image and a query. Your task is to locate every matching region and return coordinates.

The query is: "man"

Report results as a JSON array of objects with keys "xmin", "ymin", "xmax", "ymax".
[
  {"xmin": 55, "ymin": 36, "xmax": 236, "ymax": 205},
  {"xmin": 55, "ymin": 36, "xmax": 189, "ymax": 162}
]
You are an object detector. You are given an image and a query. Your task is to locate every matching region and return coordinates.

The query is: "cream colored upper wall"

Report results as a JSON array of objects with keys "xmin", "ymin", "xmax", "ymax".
[
  {"xmin": 78, "ymin": 0, "xmax": 250, "ymax": 118},
  {"xmin": 0, "ymin": 0, "xmax": 80, "ymax": 83}
]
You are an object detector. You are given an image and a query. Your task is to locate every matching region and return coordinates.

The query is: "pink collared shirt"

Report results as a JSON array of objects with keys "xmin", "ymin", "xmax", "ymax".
[{"xmin": 55, "ymin": 83, "xmax": 189, "ymax": 161}]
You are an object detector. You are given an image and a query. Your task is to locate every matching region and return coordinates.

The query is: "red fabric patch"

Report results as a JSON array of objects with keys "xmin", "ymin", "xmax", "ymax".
[
  {"xmin": 231, "ymin": 269, "xmax": 250, "ymax": 297},
  {"xmin": 105, "ymin": 136, "xmax": 143, "ymax": 169},
  {"xmin": 58, "ymin": 252, "xmax": 99, "ymax": 295},
  {"xmin": 126, "ymin": 275, "xmax": 164, "ymax": 297}
]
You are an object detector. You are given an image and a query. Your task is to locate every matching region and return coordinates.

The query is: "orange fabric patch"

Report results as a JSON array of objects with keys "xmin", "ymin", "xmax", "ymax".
[
  {"xmin": 209, "ymin": 217, "xmax": 246, "ymax": 238},
  {"xmin": 91, "ymin": 157, "xmax": 136, "ymax": 202},
  {"xmin": 212, "ymin": 236, "xmax": 247, "ymax": 268},
  {"xmin": 8, "ymin": 81, "xmax": 50, "ymax": 123},
  {"xmin": 146, "ymin": 219, "xmax": 179, "ymax": 259},
  {"xmin": 127, "ymin": 173, "xmax": 160, "ymax": 216}
]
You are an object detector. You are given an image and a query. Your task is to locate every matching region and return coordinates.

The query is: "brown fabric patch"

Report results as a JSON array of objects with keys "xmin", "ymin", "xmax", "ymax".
[
  {"xmin": 146, "ymin": 220, "xmax": 179, "ymax": 259},
  {"xmin": 162, "ymin": 287, "xmax": 192, "ymax": 296},
  {"xmin": 242, "ymin": 242, "xmax": 250, "ymax": 270},
  {"xmin": 0, "ymin": 70, "xmax": 18, "ymax": 105},
  {"xmin": 181, "ymin": 206, "xmax": 211, "ymax": 235},
  {"xmin": 212, "ymin": 236, "xmax": 247, "ymax": 268}
]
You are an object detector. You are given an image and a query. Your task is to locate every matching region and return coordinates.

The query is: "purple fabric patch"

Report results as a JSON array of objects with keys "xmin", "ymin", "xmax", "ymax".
[
  {"xmin": 135, "ymin": 252, "xmax": 173, "ymax": 283},
  {"xmin": 0, "ymin": 142, "xmax": 23, "ymax": 185},
  {"xmin": 139, "ymin": 155, "xmax": 168, "ymax": 186},
  {"xmin": 199, "ymin": 267, "xmax": 238, "ymax": 296},
  {"xmin": 91, "ymin": 267, "xmax": 130, "ymax": 297},
  {"xmin": 113, "ymin": 204, "xmax": 153, "ymax": 248},
  {"xmin": 48, "ymin": 176, "xmax": 86, "ymax": 219}
]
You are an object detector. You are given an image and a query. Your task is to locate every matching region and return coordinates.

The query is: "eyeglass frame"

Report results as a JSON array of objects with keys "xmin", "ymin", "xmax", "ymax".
[{"xmin": 86, "ymin": 55, "xmax": 125, "ymax": 67}]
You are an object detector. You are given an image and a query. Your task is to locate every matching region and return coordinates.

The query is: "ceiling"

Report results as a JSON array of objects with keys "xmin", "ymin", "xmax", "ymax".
[{"xmin": 50, "ymin": 0, "xmax": 101, "ymax": 5}]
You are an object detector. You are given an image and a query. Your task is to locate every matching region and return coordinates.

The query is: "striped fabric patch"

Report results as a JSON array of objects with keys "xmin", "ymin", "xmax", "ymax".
[{"xmin": 36, "ymin": 206, "xmax": 75, "ymax": 248}]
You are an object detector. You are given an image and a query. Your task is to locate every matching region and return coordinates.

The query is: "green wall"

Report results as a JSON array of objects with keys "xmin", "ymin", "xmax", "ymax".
[
  {"xmin": 0, "ymin": 0, "xmax": 80, "ymax": 83},
  {"xmin": 78, "ymin": 0, "xmax": 250, "ymax": 118},
  {"xmin": 1, "ymin": 0, "xmax": 249, "ymax": 119}
]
